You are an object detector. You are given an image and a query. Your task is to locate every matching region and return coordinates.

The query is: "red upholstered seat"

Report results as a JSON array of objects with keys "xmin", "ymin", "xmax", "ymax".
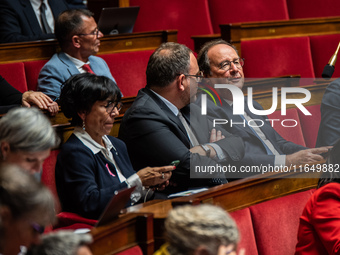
[
  {"xmin": 241, "ymin": 37, "xmax": 315, "ymax": 81},
  {"xmin": 24, "ymin": 60, "xmax": 48, "ymax": 91},
  {"xmin": 115, "ymin": 246, "xmax": 143, "ymax": 255},
  {"xmin": 309, "ymin": 34, "xmax": 340, "ymax": 79},
  {"xmin": 99, "ymin": 50, "xmax": 153, "ymax": 97},
  {"xmin": 268, "ymin": 108, "xmax": 306, "ymax": 147},
  {"xmin": 129, "ymin": 0, "xmax": 213, "ymax": 50},
  {"xmin": 286, "ymin": 0, "xmax": 340, "ymax": 19},
  {"xmin": 208, "ymin": 0, "xmax": 289, "ymax": 33},
  {"xmin": 41, "ymin": 150, "xmax": 98, "ymax": 230},
  {"xmin": 229, "ymin": 208, "xmax": 258, "ymax": 255},
  {"xmin": 0, "ymin": 62, "xmax": 27, "ymax": 93},
  {"xmin": 298, "ymin": 104, "xmax": 321, "ymax": 148},
  {"xmin": 249, "ymin": 189, "xmax": 314, "ymax": 255}
]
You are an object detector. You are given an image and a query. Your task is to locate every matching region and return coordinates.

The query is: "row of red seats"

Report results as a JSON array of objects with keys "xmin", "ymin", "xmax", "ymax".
[
  {"xmin": 129, "ymin": 0, "xmax": 340, "ymax": 50},
  {"xmin": 0, "ymin": 50, "xmax": 153, "ymax": 98},
  {"xmin": 3, "ymin": 33, "xmax": 338, "ymax": 97},
  {"xmin": 241, "ymin": 34, "xmax": 340, "ymax": 79}
]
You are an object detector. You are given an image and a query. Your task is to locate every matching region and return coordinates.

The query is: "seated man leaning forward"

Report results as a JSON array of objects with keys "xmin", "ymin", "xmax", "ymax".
[
  {"xmin": 196, "ymin": 39, "xmax": 329, "ymax": 173},
  {"xmin": 56, "ymin": 73, "xmax": 173, "ymax": 219},
  {"xmin": 37, "ymin": 9, "xmax": 116, "ymax": 101},
  {"xmin": 119, "ymin": 42, "xmax": 244, "ymax": 194}
]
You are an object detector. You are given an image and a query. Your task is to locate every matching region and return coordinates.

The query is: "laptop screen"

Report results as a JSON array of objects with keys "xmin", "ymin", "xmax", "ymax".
[{"xmin": 97, "ymin": 6, "xmax": 140, "ymax": 35}]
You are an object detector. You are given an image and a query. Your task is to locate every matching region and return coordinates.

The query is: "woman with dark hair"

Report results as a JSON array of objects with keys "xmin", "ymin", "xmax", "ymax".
[
  {"xmin": 295, "ymin": 140, "xmax": 340, "ymax": 254},
  {"xmin": 56, "ymin": 73, "xmax": 173, "ymax": 219}
]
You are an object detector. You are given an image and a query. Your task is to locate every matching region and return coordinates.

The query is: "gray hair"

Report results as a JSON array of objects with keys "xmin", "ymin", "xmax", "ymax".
[
  {"xmin": 197, "ymin": 39, "xmax": 239, "ymax": 76},
  {"xmin": 0, "ymin": 164, "xmax": 56, "ymax": 232},
  {"xmin": 146, "ymin": 42, "xmax": 192, "ymax": 88},
  {"xmin": 0, "ymin": 107, "xmax": 58, "ymax": 155},
  {"xmin": 28, "ymin": 230, "xmax": 92, "ymax": 255},
  {"xmin": 165, "ymin": 204, "xmax": 239, "ymax": 255}
]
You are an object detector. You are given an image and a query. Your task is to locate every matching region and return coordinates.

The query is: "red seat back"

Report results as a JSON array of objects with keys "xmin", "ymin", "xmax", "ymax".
[
  {"xmin": 100, "ymin": 50, "xmax": 153, "ymax": 97},
  {"xmin": 24, "ymin": 60, "xmax": 48, "ymax": 91},
  {"xmin": 208, "ymin": 0, "xmax": 289, "ymax": 33},
  {"xmin": 249, "ymin": 189, "xmax": 314, "ymax": 255},
  {"xmin": 286, "ymin": 0, "xmax": 340, "ymax": 19},
  {"xmin": 229, "ymin": 208, "xmax": 258, "ymax": 255},
  {"xmin": 129, "ymin": 0, "xmax": 213, "ymax": 50},
  {"xmin": 41, "ymin": 149, "xmax": 61, "ymax": 213},
  {"xmin": 0, "ymin": 62, "xmax": 27, "ymax": 93},
  {"xmin": 298, "ymin": 104, "xmax": 321, "ymax": 148},
  {"xmin": 241, "ymin": 37, "xmax": 315, "ymax": 81},
  {"xmin": 309, "ymin": 34, "xmax": 340, "ymax": 79},
  {"xmin": 268, "ymin": 108, "xmax": 306, "ymax": 147}
]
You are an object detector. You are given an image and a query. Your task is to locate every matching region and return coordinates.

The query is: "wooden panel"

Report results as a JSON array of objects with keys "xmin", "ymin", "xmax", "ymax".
[
  {"xmin": 192, "ymin": 17, "xmax": 340, "ymax": 54},
  {"xmin": 90, "ymin": 213, "xmax": 154, "ymax": 255},
  {"xmin": 0, "ymin": 30, "xmax": 177, "ymax": 64},
  {"xmin": 126, "ymin": 170, "xmax": 321, "ymax": 250}
]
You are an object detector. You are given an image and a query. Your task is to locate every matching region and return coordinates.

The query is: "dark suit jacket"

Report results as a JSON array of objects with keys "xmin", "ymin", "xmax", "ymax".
[
  {"xmin": 199, "ymin": 96, "xmax": 306, "ymax": 167},
  {"xmin": 316, "ymin": 78, "xmax": 340, "ymax": 147},
  {"xmin": 0, "ymin": 0, "xmax": 69, "ymax": 43},
  {"xmin": 119, "ymin": 88, "xmax": 244, "ymax": 192},
  {"xmin": 55, "ymin": 134, "xmax": 136, "ymax": 219},
  {"xmin": 0, "ymin": 75, "xmax": 22, "ymax": 113}
]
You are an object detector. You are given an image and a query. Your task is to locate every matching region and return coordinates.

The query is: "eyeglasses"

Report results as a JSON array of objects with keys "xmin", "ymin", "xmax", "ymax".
[
  {"xmin": 178, "ymin": 71, "xmax": 204, "ymax": 83},
  {"xmin": 105, "ymin": 101, "xmax": 123, "ymax": 114},
  {"xmin": 219, "ymin": 58, "xmax": 245, "ymax": 71},
  {"xmin": 31, "ymin": 222, "xmax": 45, "ymax": 234},
  {"xmin": 76, "ymin": 28, "xmax": 100, "ymax": 38}
]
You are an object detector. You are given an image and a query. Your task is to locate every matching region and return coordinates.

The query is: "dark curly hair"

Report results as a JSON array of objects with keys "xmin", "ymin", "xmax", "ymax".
[{"xmin": 59, "ymin": 73, "xmax": 121, "ymax": 126}]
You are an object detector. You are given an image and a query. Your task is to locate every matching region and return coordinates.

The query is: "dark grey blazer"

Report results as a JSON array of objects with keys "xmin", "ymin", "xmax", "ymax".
[{"xmin": 119, "ymin": 88, "xmax": 245, "ymax": 192}]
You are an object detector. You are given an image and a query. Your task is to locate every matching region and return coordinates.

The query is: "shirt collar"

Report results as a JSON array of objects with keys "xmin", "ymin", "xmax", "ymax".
[
  {"xmin": 64, "ymin": 53, "xmax": 90, "ymax": 70},
  {"xmin": 150, "ymin": 89, "xmax": 179, "ymax": 116},
  {"xmin": 73, "ymin": 127, "xmax": 114, "ymax": 155}
]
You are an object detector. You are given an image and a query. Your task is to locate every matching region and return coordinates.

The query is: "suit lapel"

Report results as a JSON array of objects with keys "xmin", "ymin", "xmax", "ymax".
[
  {"xmin": 20, "ymin": 0, "xmax": 42, "ymax": 35},
  {"xmin": 58, "ymin": 52, "xmax": 80, "ymax": 76},
  {"xmin": 144, "ymin": 88, "xmax": 191, "ymax": 147}
]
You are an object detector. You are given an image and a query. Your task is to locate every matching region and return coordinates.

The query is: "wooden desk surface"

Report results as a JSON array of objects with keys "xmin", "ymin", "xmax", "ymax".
[{"xmin": 0, "ymin": 30, "xmax": 177, "ymax": 63}]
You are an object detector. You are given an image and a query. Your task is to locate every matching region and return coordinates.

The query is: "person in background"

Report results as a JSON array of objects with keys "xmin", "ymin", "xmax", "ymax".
[
  {"xmin": 0, "ymin": 164, "xmax": 56, "ymax": 255},
  {"xmin": 316, "ymin": 78, "xmax": 340, "ymax": 147},
  {"xmin": 155, "ymin": 204, "xmax": 243, "ymax": 255},
  {"xmin": 0, "ymin": 107, "xmax": 59, "ymax": 176},
  {"xmin": 28, "ymin": 230, "xmax": 93, "ymax": 255},
  {"xmin": 119, "ymin": 42, "xmax": 244, "ymax": 193},
  {"xmin": 37, "ymin": 9, "xmax": 116, "ymax": 101},
  {"xmin": 56, "ymin": 73, "xmax": 173, "ymax": 219},
  {"xmin": 197, "ymin": 39, "xmax": 329, "ymax": 171},
  {"xmin": 66, "ymin": 0, "xmax": 86, "ymax": 9},
  {"xmin": 0, "ymin": 75, "xmax": 58, "ymax": 115},
  {"xmin": 295, "ymin": 139, "xmax": 340, "ymax": 254},
  {"xmin": 0, "ymin": 0, "xmax": 69, "ymax": 43}
]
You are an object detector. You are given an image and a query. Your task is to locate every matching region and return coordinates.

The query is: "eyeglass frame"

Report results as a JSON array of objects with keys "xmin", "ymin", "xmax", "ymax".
[
  {"xmin": 31, "ymin": 222, "xmax": 45, "ymax": 234},
  {"xmin": 105, "ymin": 101, "xmax": 123, "ymax": 114},
  {"xmin": 76, "ymin": 28, "xmax": 100, "ymax": 38},
  {"xmin": 177, "ymin": 71, "xmax": 204, "ymax": 83},
  {"xmin": 219, "ymin": 58, "xmax": 245, "ymax": 71}
]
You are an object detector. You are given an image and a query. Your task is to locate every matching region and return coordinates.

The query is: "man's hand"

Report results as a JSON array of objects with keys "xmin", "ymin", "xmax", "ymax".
[
  {"xmin": 286, "ymin": 147, "xmax": 332, "ymax": 166},
  {"xmin": 209, "ymin": 128, "xmax": 225, "ymax": 143},
  {"xmin": 22, "ymin": 91, "xmax": 59, "ymax": 116}
]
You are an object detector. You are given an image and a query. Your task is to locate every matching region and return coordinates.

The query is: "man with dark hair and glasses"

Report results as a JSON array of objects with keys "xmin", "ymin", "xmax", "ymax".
[
  {"xmin": 37, "ymin": 9, "xmax": 116, "ymax": 101},
  {"xmin": 197, "ymin": 39, "xmax": 329, "ymax": 171},
  {"xmin": 119, "ymin": 42, "xmax": 244, "ymax": 194}
]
